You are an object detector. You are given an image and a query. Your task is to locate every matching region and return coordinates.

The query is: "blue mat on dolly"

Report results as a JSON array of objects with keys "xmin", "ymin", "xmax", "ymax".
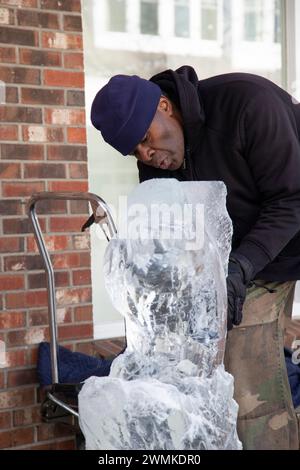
[{"xmin": 37, "ymin": 341, "xmax": 113, "ymax": 386}]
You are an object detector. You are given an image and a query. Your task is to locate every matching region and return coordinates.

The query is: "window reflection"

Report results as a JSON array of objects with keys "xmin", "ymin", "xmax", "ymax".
[
  {"xmin": 175, "ymin": 0, "xmax": 190, "ymax": 38},
  {"xmin": 201, "ymin": 0, "xmax": 218, "ymax": 40},
  {"xmin": 141, "ymin": 0, "xmax": 158, "ymax": 35},
  {"xmin": 244, "ymin": 0, "xmax": 263, "ymax": 42},
  {"xmin": 107, "ymin": 0, "xmax": 126, "ymax": 32}
]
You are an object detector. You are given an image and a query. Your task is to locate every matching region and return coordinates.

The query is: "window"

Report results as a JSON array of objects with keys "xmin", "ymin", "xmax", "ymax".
[
  {"xmin": 244, "ymin": 0, "xmax": 263, "ymax": 41},
  {"xmin": 107, "ymin": 0, "xmax": 126, "ymax": 32},
  {"xmin": 82, "ymin": 0, "xmax": 284, "ymax": 339},
  {"xmin": 174, "ymin": 0, "xmax": 190, "ymax": 38},
  {"xmin": 140, "ymin": 0, "xmax": 158, "ymax": 35},
  {"xmin": 201, "ymin": 0, "xmax": 218, "ymax": 40}
]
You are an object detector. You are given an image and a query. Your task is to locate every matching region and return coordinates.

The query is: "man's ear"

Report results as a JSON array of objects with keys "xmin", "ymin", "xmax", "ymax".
[{"xmin": 158, "ymin": 96, "xmax": 172, "ymax": 115}]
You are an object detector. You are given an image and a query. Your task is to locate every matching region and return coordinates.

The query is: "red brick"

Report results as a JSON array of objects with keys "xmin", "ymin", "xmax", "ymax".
[
  {"xmin": 0, "ymin": 387, "xmax": 35, "ymax": 410},
  {"xmin": 68, "ymin": 162, "xmax": 87, "ymax": 179},
  {"xmin": 0, "ymin": 106, "xmax": 42, "ymax": 123},
  {"xmin": 4, "ymin": 254, "xmax": 44, "ymax": 271},
  {"xmin": 64, "ymin": 52, "xmax": 83, "ymax": 69},
  {"xmin": 7, "ymin": 326, "xmax": 49, "ymax": 346},
  {"xmin": 27, "ymin": 346, "xmax": 38, "ymax": 366},
  {"xmin": 44, "ymin": 69, "xmax": 84, "ymax": 88},
  {"xmin": 3, "ymin": 254, "xmax": 25, "ymax": 271},
  {"xmin": 21, "ymin": 88, "xmax": 64, "ymax": 105},
  {"xmin": 0, "ymin": 236, "xmax": 24, "ymax": 253},
  {"xmin": 2, "ymin": 181, "xmax": 45, "ymax": 197},
  {"xmin": 4, "ymin": 350, "xmax": 26, "ymax": 368},
  {"xmin": 0, "ymin": 163, "xmax": 21, "ymax": 179},
  {"xmin": 47, "ymin": 144, "xmax": 87, "ymax": 161},
  {"xmin": 45, "ymin": 108, "xmax": 85, "ymax": 125},
  {"xmin": 0, "ymin": 371, "xmax": 4, "ymax": 388},
  {"xmin": 5, "ymin": 86, "xmax": 18, "ymax": 103},
  {"xmin": 6, "ymin": 290, "xmax": 48, "ymax": 309},
  {"xmin": 28, "ymin": 307, "xmax": 71, "ymax": 326},
  {"xmin": 7, "ymin": 368, "xmax": 37, "ymax": 387},
  {"xmin": 0, "ymin": 274, "xmax": 24, "ymax": 290},
  {"xmin": 22, "ymin": 125, "xmax": 64, "ymax": 143},
  {"xmin": 72, "ymin": 269, "xmax": 91, "ymax": 286},
  {"xmin": 40, "ymin": 0, "xmax": 81, "ymax": 11},
  {"xmin": 6, "ymin": 329, "xmax": 26, "ymax": 346},
  {"xmin": 0, "ymin": 412, "xmax": 11, "ymax": 430},
  {"xmin": 41, "ymin": 31, "xmax": 82, "ymax": 50},
  {"xmin": 0, "ymin": 27, "xmax": 38, "ymax": 46},
  {"xmin": 0, "ymin": 6, "xmax": 14, "ymax": 24},
  {"xmin": 13, "ymin": 405, "xmax": 41, "ymax": 427},
  {"xmin": 0, "ymin": 427, "xmax": 35, "ymax": 449},
  {"xmin": 0, "ymin": 66, "xmax": 40, "ymax": 84},
  {"xmin": 59, "ymin": 323, "xmax": 93, "ymax": 340},
  {"xmin": 49, "ymin": 216, "xmax": 87, "ymax": 232},
  {"xmin": 56, "ymin": 307, "xmax": 72, "ymax": 324},
  {"xmin": 37, "ymin": 422, "xmax": 73, "ymax": 441},
  {"xmin": 55, "ymin": 439, "xmax": 76, "ymax": 450},
  {"xmin": 0, "ymin": 199, "xmax": 22, "ymax": 215},
  {"xmin": 19, "ymin": 48, "xmax": 62, "ymax": 67},
  {"xmin": 3, "ymin": 217, "xmax": 46, "ymax": 235},
  {"xmin": 74, "ymin": 305, "xmax": 92, "ymax": 322},
  {"xmin": 56, "ymin": 286, "xmax": 92, "ymax": 306},
  {"xmin": 27, "ymin": 234, "xmax": 71, "ymax": 253},
  {"xmin": 0, "ymin": 311, "xmax": 26, "ymax": 329},
  {"xmin": 6, "ymin": 88, "xmax": 18, "ymax": 105},
  {"xmin": 34, "ymin": 199, "xmax": 68, "ymax": 216},
  {"xmin": 28, "ymin": 309, "xmax": 48, "ymax": 326},
  {"xmin": 52, "ymin": 251, "xmax": 90, "ymax": 269},
  {"xmin": 17, "ymin": 9, "xmax": 59, "ymax": 29},
  {"xmin": 0, "ymin": 125, "xmax": 18, "ymax": 140},
  {"xmin": 63, "ymin": 14, "xmax": 82, "ymax": 31},
  {"xmin": 0, "ymin": 46, "xmax": 16, "ymax": 63},
  {"xmin": 1, "ymin": 143, "xmax": 44, "ymax": 160},
  {"xmin": 28, "ymin": 270, "xmax": 70, "ymax": 289},
  {"xmin": 70, "ymin": 200, "xmax": 89, "ymax": 214},
  {"xmin": 67, "ymin": 127, "xmax": 86, "ymax": 143},
  {"xmin": 24, "ymin": 162, "xmax": 66, "ymax": 179},
  {"xmin": 66, "ymin": 89, "xmax": 84, "ymax": 106},
  {"xmin": 48, "ymin": 180, "xmax": 88, "ymax": 192}
]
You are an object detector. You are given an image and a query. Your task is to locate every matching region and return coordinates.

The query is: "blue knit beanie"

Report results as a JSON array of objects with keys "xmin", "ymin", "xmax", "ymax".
[{"xmin": 91, "ymin": 75, "xmax": 161, "ymax": 156}]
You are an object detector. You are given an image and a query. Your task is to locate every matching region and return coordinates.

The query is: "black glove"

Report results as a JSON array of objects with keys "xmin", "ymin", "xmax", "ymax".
[{"xmin": 226, "ymin": 253, "xmax": 254, "ymax": 330}]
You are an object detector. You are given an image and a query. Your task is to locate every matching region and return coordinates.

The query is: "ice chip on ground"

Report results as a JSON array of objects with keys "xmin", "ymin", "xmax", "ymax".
[{"xmin": 79, "ymin": 179, "xmax": 242, "ymax": 450}]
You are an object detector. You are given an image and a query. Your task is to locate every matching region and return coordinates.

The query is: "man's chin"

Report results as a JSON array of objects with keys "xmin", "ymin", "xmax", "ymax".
[{"xmin": 172, "ymin": 159, "xmax": 184, "ymax": 171}]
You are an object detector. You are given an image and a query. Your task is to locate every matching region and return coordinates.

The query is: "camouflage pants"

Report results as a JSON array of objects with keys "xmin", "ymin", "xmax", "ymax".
[{"xmin": 224, "ymin": 280, "xmax": 299, "ymax": 450}]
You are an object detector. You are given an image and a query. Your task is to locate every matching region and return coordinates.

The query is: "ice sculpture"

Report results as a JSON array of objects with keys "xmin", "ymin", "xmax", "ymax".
[{"xmin": 79, "ymin": 179, "xmax": 242, "ymax": 450}]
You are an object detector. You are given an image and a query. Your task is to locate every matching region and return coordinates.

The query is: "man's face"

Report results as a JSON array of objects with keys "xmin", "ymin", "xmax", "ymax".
[{"xmin": 129, "ymin": 97, "xmax": 185, "ymax": 171}]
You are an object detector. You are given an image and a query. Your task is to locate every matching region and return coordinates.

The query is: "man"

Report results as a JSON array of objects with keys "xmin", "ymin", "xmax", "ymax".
[{"xmin": 91, "ymin": 66, "xmax": 300, "ymax": 449}]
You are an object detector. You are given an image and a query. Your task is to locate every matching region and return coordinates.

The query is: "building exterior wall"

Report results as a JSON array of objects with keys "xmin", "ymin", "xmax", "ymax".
[{"xmin": 0, "ymin": 0, "xmax": 95, "ymax": 450}]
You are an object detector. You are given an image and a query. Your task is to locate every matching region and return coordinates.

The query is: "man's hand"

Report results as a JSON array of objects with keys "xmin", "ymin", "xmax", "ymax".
[{"xmin": 226, "ymin": 253, "xmax": 254, "ymax": 330}]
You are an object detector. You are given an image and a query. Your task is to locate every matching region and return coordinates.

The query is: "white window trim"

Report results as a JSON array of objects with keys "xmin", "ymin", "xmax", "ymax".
[{"xmin": 93, "ymin": 0, "xmax": 223, "ymax": 58}]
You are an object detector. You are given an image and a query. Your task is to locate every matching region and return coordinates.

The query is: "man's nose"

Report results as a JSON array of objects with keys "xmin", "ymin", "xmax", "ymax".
[{"xmin": 136, "ymin": 144, "xmax": 155, "ymax": 163}]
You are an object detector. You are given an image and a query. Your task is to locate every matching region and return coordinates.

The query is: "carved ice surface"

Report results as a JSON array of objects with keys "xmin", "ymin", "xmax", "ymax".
[{"xmin": 79, "ymin": 179, "xmax": 242, "ymax": 450}]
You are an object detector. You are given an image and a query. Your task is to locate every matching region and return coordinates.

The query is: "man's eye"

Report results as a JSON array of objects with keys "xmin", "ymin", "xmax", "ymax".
[{"xmin": 141, "ymin": 134, "xmax": 148, "ymax": 144}]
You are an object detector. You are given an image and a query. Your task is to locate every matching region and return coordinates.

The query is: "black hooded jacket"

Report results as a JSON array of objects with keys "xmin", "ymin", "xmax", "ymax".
[{"xmin": 137, "ymin": 66, "xmax": 300, "ymax": 281}]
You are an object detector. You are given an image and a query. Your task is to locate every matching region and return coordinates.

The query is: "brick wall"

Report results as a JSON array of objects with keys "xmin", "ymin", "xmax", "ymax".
[{"xmin": 0, "ymin": 0, "xmax": 124, "ymax": 450}]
